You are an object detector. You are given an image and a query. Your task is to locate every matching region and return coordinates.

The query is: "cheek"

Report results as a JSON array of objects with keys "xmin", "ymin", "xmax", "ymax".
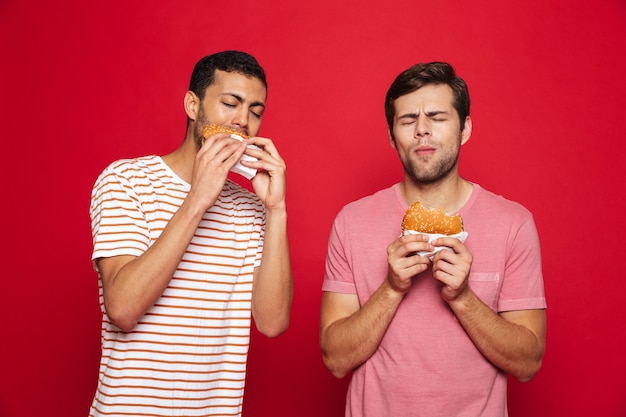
[
  {"xmin": 201, "ymin": 106, "xmax": 231, "ymax": 126},
  {"xmin": 390, "ymin": 137, "xmax": 397, "ymax": 150},
  {"xmin": 248, "ymin": 120, "xmax": 262, "ymax": 137},
  {"xmin": 395, "ymin": 144, "xmax": 413, "ymax": 163},
  {"xmin": 391, "ymin": 127, "xmax": 413, "ymax": 146}
]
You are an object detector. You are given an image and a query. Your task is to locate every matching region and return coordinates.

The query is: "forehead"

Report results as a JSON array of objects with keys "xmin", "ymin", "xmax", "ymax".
[
  {"xmin": 206, "ymin": 70, "xmax": 267, "ymax": 103},
  {"xmin": 394, "ymin": 84, "xmax": 455, "ymax": 113}
]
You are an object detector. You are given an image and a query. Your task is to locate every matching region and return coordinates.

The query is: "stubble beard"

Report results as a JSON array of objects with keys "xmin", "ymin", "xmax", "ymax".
[
  {"xmin": 193, "ymin": 106, "xmax": 209, "ymax": 149},
  {"xmin": 402, "ymin": 138, "xmax": 462, "ymax": 184}
]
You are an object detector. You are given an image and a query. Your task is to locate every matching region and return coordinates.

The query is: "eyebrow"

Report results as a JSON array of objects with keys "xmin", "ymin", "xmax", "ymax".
[
  {"xmin": 398, "ymin": 110, "xmax": 450, "ymax": 119},
  {"xmin": 224, "ymin": 93, "xmax": 266, "ymax": 109},
  {"xmin": 425, "ymin": 110, "xmax": 449, "ymax": 117}
]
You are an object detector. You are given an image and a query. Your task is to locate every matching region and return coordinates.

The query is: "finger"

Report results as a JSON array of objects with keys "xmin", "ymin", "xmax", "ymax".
[
  {"xmin": 201, "ymin": 132, "xmax": 242, "ymax": 149},
  {"xmin": 246, "ymin": 136, "xmax": 273, "ymax": 151},
  {"xmin": 389, "ymin": 259, "xmax": 429, "ymax": 290},
  {"xmin": 244, "ymin": 143, "xmax": 285, "ymax": 168},
  {"xmin": 201, "ymin": 132, "xmax": 234, "ymax": 148},
  {"xmin": 432, "ymin": 258, "xmax": 455, "ymax": 278},
  {"xmin": 431, "ymin": 236, "xmax": 467, "ymax": 254},
  {"xmin": 392, "ymin": 239, "xmax": 432, "ymax": 259},
  {"xmin": 395, "ymin": 252, "xmax": 431, "ymax": 269},
  {"xmin": 198, "ymin": 139, "xmax": 246, "ymax": 170},
  {"xmin": 246, "ymin": 137, "xmax": 285, "ymax": 162},
  {"xmin": 239, "ymin": 148, "xmax": 275, "ymax": 169},
  {"xmin": 433, "ymin": 252, "xmax": 471, "ymax": 288},
  {"xmin": 242, "ymin": 154, "xmax": 286, "ymax": 180},
  {"xmin": 391, "ymin": 233, "xmax": 429, "ymax": 249}
]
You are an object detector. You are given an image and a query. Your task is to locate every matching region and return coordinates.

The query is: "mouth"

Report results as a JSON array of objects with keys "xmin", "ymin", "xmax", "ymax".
[
  {"xmin": 231, "ymin": 128, "xmax": 249, "ymax": 138},
  {"xmin": 222, "ymin": 124, "xmax": 249, "ymax": 138},
  {"xmin": 414, "ymin": 145, "xmax": 436, "ymax": 157}
]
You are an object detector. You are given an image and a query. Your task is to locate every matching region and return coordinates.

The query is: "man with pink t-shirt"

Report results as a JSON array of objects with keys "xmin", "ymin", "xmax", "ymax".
[{"xmin": 320, "ymin": 62, "xmax": 546, "ymax": 417}]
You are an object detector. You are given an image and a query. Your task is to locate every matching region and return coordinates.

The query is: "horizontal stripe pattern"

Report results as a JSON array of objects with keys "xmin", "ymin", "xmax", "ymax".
[{"xmin": 89, "ymin": 156, "xmax": 264, "ymax": 416}]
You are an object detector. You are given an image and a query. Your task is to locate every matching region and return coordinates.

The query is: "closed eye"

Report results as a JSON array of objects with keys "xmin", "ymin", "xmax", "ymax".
[
  {"xmin": 250, "ymin": 106, "xmax": 264, "ymax": 119},
  {"xmin": 398, "ymin": 114, "xmax": 417, "ymax": 126},
  {"xmin": 426, "ymin": 110, "xmax": 450, "ymax": 121}
]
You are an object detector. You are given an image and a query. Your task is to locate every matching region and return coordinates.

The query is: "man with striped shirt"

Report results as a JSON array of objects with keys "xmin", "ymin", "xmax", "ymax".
[{"xmin": 89, "ymin": 51, "xmax": 293, "ymax": 416}]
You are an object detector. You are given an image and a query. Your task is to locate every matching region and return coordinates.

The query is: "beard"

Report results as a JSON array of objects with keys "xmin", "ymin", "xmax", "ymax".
[
  {"xmin": 400, "ymin": 136, "xmax": 462, "ymax": 184},
  {"xmin": 193, "ymin": 106, "xmax": 209, "ymax": 149}
]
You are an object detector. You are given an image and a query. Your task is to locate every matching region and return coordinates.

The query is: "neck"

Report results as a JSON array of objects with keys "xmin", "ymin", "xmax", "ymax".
[
  {"xmin": 161, "ymin": 131, "xmax": 197, "ymax": 183},
  {"xmin": 400, "ymin": 175, "xmax": 472, "ymax": 214}
]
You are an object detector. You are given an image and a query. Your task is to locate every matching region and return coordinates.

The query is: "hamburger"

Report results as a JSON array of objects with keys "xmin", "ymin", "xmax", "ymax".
[
  {"xmin": 201, "ymin": 124, "xmax": 259, "ymax": 180},
  {"xmin": 402, "ymin": 201, "xmax": 464, "ymax": 235},
  {"xmin": 401, "ymin": 200, "xmax": 467, "ymax": 257},
  {"xmin": 201, "ymin": 124, "xmax": 249, "ymax": 143}
]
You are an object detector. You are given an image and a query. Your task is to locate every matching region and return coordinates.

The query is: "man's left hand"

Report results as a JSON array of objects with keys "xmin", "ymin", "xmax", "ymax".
[
  {"xmin": 430, "ymin": 237, "xmax": 473, "ymax": 303},
  {"xmin": 242, "ymin": 136, "xmax": 287, "ymax": 211}
]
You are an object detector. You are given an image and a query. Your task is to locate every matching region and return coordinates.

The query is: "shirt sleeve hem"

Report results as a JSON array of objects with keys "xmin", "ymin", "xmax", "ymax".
[
  {"xmin": 322, "ymin": 280, "xmax": 357, "ymax": 294},
  {"xmin": 498, "ymin": 297, "xmax": 547, "ymax": 312}
]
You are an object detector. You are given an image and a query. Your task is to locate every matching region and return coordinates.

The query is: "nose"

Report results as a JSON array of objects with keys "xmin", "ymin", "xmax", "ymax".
[
  {"xmin": 231, "ymin": 107, "xmax": 249, "ymax": 130},
  {"xmin": 414, "ymin": 116, "xmax": 430, "ymax": 137}
]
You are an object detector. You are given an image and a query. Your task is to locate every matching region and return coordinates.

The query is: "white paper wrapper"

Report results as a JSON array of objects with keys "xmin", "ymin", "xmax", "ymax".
[
  {"xmin": 230, "ymin": 134, "xmax": 259, "ymax": 180},
  {"xmin": 402, "ymin": 230, "xmax": 469, "ymax": 258}
]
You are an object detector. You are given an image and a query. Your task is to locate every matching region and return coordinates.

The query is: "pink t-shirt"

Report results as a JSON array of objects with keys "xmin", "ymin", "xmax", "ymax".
[{"xmin": 323, "ymin": 183, "xmax": 546, "ymax": 417}]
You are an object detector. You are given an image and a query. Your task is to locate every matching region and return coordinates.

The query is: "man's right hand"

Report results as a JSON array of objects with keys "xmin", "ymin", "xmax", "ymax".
[
  {"xmin": 190, "ymin": 132, "xmax": 248, "ymax": 210},
  {"xmin": 386, "ymin": 233, "xmax": 432, "ymax": 294}
]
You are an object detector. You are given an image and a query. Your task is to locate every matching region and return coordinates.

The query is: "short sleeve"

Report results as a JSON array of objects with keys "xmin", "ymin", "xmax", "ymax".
[
  {"xmin": 89, "ymin": 165, "xmax": 151, "ymax": 267},
  {"xmin": 498, "ymin": 215, "xmax": 546, "ymax": 312},
  {"xmin": 322, "ymin": 210, "xmax": 357, "ymax": 294}
]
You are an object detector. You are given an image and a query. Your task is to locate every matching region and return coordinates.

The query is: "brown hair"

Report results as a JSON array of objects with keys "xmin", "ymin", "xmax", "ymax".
[{"xmin": 385, "ymin": 62, "xmax": 470, "ymax": 139}]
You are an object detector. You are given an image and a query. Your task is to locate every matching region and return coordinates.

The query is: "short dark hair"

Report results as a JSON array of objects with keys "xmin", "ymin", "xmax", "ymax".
[
  {"xmin": 188, "ymin": 50, "xmax": 267, "ymax": 99},
  {"xmin": 384, "ymin": 62, "xmax": 470, "ymax": 138}
]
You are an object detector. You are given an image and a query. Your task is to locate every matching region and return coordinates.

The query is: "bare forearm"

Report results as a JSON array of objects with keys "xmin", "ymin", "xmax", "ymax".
[
  {"xmin": 102, "ymin": 200, "xmax": 206, "ymax": 331},
  {"xmin": 449, "ymin": 292, "xmax": 546, "ymax": 381},
  {"xmin": 321, "ymin": 282, "xmax": 404, "ymax": 378},
  {"xmin": 252, "ymin": 208, "xmax": 293, "ymax": 337}
]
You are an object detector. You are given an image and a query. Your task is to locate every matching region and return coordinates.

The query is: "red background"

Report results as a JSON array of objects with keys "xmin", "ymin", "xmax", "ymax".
[{"xmin": 1, "ymin": 1, "xmax": 625, "ymax": 416}]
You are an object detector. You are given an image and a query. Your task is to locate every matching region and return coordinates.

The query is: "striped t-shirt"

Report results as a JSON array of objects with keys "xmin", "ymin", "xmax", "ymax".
[{"xmin": 88, "ymin": 155, "xmax": 265, "ymax": 417}]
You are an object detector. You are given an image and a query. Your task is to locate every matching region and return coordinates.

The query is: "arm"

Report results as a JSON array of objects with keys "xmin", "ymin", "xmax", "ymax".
[
  {"xmin": 319, "ymin": 233, "xmax": 433, "ymax": 378},
  {"xmin": 320, "ymin": 283, "xmax": 402, "ymax": 379},
  {"xmin": 431, "ymin": 237, "xmax": 546, "ymax": 381},
  {"xmin": 99, "ymin": 135, "xmax": 249, "ymax": 332},
  {"xmin": 251, "ymin": 207, "xmax": 293, "ymax": 337},
  {"xmin": 244, "ymin": 137, "xmax": 293, "ymax": 337},
  {"xmin": 452, "ymin": 298, "xmax": 545, "ymax": 382}
]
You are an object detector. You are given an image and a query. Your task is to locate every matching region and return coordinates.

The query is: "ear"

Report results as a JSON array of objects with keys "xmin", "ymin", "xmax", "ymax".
[
  {"xmin": 389, "ymin": 128, "xmax": 397, "ymax": 150},
  {"xmin": 460, "ymin": 116, "xmax": 472, "ymax": 145},
  {"xmin": 184, "ymin": 91, "xmax": 200, "ymax": 121}
]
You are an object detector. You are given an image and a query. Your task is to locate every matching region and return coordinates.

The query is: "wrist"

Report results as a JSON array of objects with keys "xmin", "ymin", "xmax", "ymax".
[
  {"xmin": 383, "ymin": 279, "xmax": 409, "ymax": 300},
  {"xmin": 446, "ymin": 286, "xmax": 475, "ymax": 312},
  {"xmin": 266, "ymin": 204, "xmax": 287, "ymax": 219}
]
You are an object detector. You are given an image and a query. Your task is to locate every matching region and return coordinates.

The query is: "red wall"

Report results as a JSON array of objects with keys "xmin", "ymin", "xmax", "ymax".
[{"xmin": 1, "ymin": 1, "xmax": 625, "ymax": 416}]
